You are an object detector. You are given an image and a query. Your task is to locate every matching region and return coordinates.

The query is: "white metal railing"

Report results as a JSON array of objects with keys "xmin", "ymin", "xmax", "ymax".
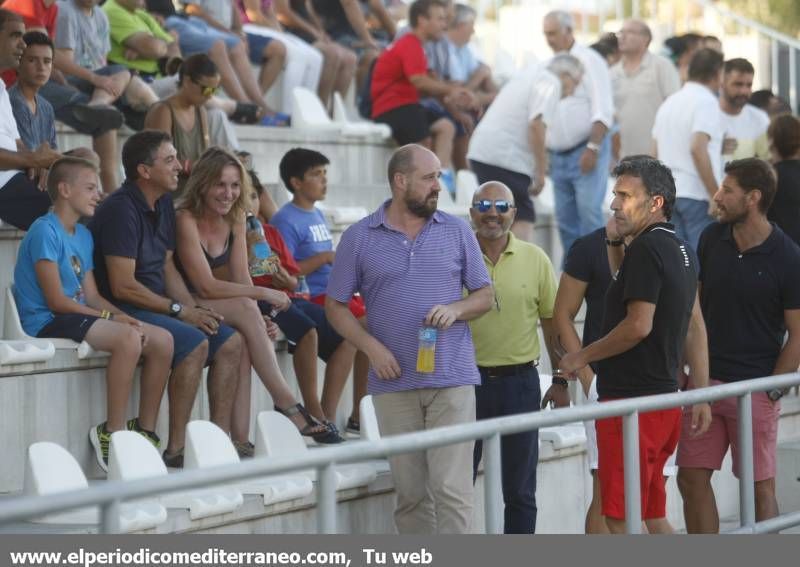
[{"xmin": 0, "ymin": 373, "xmax": 798, "ymax": 534}]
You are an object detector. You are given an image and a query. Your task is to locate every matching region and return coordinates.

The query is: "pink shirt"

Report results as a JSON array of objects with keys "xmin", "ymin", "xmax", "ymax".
[{"xmin": 237, "ymin": 0, "xmax": 272, "ymax": 24}]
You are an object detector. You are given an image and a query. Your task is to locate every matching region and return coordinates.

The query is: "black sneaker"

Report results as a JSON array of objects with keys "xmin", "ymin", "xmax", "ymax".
[
  {"xmin": 126, "ymin": 418, "xmax": 161, "ymax": 450},
  {"xmin": 162, "ymin": 448, "xmax": 184, "ymax": 469},
  {"xmin": 89, "ymin": 422, "xmax": 111, "ymax": 473}
]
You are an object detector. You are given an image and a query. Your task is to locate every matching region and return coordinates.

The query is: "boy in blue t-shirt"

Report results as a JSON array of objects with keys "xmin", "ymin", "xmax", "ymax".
[
  {"xmin": 13, "ymin": 157, "xmax": 173, "ymax": 473},
  {"xmin": 271, "ymin": 148, "xmax": 368, "ymax": 435}
]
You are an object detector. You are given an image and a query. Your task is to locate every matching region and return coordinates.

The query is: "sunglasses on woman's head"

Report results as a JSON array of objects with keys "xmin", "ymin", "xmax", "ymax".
[{"xmin": 471, "ymin": 199, "xmax": 514, "ymax": 213}]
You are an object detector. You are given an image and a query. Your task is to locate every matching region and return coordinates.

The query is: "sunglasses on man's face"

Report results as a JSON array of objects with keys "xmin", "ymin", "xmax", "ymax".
[
  {"xmin": 191, "ymin": 77, "xmax": 219, "ymax": 97},
  {"xmin": 472, "ymin": 199, "xmax": 514, "ymax": 213}
]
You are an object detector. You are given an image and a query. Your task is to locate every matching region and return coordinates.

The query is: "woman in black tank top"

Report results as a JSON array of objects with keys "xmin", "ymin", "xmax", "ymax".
[{"xmin": 175, "ymin": 147, "xmax": 339, "ymax": 447}]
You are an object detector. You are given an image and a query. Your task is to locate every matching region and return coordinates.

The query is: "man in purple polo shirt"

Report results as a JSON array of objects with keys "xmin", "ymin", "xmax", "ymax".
[{"xmin": 325, "ymin": 144, "xmax": 493, "ymax": 534}]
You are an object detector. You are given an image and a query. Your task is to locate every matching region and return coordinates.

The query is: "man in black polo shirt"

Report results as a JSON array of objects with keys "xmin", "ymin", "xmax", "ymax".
[
  {"xmin": 559, "ymin": 156, "xmax": 709, "ymax": 533},
  {"xmin": 677, "ymin": 158, "xmax": 800, "ymax": 532},
  {"xmin": 89, "ymin": 130, "xmax": 242, "ymax": 468}
]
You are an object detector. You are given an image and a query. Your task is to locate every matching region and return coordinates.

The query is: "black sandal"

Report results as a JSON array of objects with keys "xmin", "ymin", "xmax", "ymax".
[{"xmin": 275, "ymin": 404, "xmax": 344, "ymax": 444}]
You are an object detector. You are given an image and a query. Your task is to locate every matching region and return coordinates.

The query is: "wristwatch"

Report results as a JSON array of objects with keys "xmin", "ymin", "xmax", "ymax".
[
  {"xmin": 168, "ymin": 300, "xmax": 182, "ymax": 318},
  {"xmin": 586, "ymin": 141, "xmax": 601, "ymax": 153},
  {"xmin": 605, "ymin": 238, "xmax": 625, "ymax": 247},
  {"xmin": 767, "ymin": 388, "xmax": 785, "ymax": 402}
]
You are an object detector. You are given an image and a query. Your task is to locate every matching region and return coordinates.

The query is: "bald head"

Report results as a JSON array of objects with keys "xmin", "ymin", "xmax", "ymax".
[
  {"xmin": 618, "ymin": 19, "xmax": 651, "ymax": 55},
  {"xmin": 474, "ymin": 181, "xmax": 514, "ymax": 204}
]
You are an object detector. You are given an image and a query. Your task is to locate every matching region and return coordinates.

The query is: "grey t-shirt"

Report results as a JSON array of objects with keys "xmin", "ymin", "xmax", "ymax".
[
  {"xmin": 8, "ymin": 86, "xmax": 57, "ymax": 151},
  {"xmin": 55, "ymin": 0, "xmax": 111, "ymax": 70},
  {"xmin": 188, "ymin": 0, "xmax": 233, "ymax": 29}
]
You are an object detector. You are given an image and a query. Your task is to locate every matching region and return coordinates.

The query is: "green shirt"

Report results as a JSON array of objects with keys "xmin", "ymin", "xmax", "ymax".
[
  {"xmin": 103, "ymin": 0, "xmax": 173, "ymax": 74},
  {"xmin": 469, "ymin": 233, "xmax": 557, "ymax": 366}
]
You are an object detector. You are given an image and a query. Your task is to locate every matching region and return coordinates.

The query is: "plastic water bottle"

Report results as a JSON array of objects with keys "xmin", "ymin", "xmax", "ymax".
[
  {"xmin": 246, "ymin": 213, "xmax": 272, "ymax": 276},
  {"xmin": 416, "ymin": 326, "xmax": 437, "ymax": 373},
  {"xmin": 295, "ymin": 276, "xmax": 311, "ymax": 300}
]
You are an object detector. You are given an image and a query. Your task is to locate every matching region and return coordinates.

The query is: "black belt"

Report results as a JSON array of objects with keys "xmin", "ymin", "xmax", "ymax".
[
  {"xmin": 551, "ymin": 139, "xmax": 589, "ymax": 156},
  {"xmin": 478, "ymin": 360, "xmax": 538, "ymax": 378}
]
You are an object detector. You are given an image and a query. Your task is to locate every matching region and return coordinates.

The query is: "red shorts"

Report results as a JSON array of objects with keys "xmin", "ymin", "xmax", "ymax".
[
  {"xmin": 597, "ymin": 406, "xmax": 681, "ymax": 520},
  {"xmin": 676, "ymin": 379, "xmax": 780, "ymax": 481},
  {"xmin": 311, "ymin": 294, "xmax": 366, "ymax": 319}
]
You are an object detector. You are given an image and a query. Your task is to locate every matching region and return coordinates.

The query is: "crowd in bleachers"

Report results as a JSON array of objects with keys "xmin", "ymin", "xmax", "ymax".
[{"xmin": 1, "ymin": 0, "xmax": 800, "ymax": 536}]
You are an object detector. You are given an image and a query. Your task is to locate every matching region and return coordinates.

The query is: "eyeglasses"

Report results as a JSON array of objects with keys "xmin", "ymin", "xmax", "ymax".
[
  {"xmin": 472, "ymin": 199, "xmax": 514, "ymax": 213},
  {"xmin": 191, "ymin": 77, "xmax": 219, "ymax": 97}
]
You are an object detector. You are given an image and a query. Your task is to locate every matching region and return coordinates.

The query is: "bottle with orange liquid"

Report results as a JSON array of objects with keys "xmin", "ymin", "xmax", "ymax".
[{"xmin": 416, "ymin": 326, "xmax": 437, "ymax": 373}]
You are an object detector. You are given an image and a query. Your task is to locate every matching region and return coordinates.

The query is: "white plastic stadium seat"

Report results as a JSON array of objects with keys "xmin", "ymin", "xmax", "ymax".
[
  {"xmin": 359, "ymin": 395, "xmax": 381, "ymax": 441},
  {"xmin": 332, "ymin": 92, "xmax": 391, "ymax": 139},
  {"xmin": 5, "ymin": 286, "xmax": 109, "ymax": 360},
  {"xmin": 158, "ymin": 420, "xmax": 243, "ymax": 519},
  {"xmin": 25, "ymin": 441, "xmax": 166, "ymax": 532},
  {"xmin": 255, "ymin": 411, "xmax": 376, "ymax": 490},
  {"xmin": 291, "ymin": 87, "xmax": 339, "ymax": 132}
]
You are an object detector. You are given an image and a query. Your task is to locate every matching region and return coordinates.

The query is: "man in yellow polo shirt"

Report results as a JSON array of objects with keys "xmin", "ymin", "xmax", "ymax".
[{"xmin": 469, "ymin": 181, "xmax": 558, "ymax": 534}]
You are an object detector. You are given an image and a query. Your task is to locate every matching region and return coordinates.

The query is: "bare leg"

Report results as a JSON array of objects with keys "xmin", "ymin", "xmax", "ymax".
[
  {"xmin": 123, "ymin": 75, "xmax": 159, "ymax": 111},
  {"xmin": 604, "ymin": 517, "xmax": 627, "ymax": 534},
  {"xmin": 348, "ymin": 350, "xmax": 369, "ymax": 423},
  {"xmin": 585, "ymin": 471, "xmax": 609, "ymax": 534},
  {"xmin": 84, "ymin": 320, "xmax": 143, "ymax": 431},
  {"xmin": 320, "ymin": 340, "xmax": 356, "ymax": 421},
  {"xmin": 231, "ymin": 340, "xmax": 253, "ymax": 444},
  {"xmin": 136, "ymin": 323, "xmax": 173, "ymax": 431},
  {"xmin": 356, "ymin": 48, "xmax": 378, "ymax": 93},
  {"xmin": 292, "ymin": 329, "xmax": 324, "ymax": 422},
  {"xmin": 333, "ymin": 46, "xmax": 357, "ymax": 99},
  {"xmin": 453, "ymin": 133, "xmax": 469, "ymax": 171},
  {"xmin": 430, "ymin": 117, "xmax": 455, "ymax": 169},
  {"xmin": 208, "ymin": 39, "xmax": 250, "ymax": 104},
  {"xmin": 677, "ymin": 467, "xmax": 719, "ymax": 533},
  {"xmin": 511, "ymin": 220, "xmax": 535, "ymax": 243},
  {"xmin": 229, "ymin": 41, "xmax": 276, "ymax": 114},
  {"xmin": 93, "ymin": 129, "xmax": 118, "ymax": 194},
  {"xmin": 258, "ymin": 40, "xmax": 287, "ymax": 96},
  {"xmin": 643, "ymin": 517, "xmax": 674, "ymax": 534},
  {"xmin": 314, "ymin": 41, "xmax": 340, "ymax": 109},
  {"xmin": 164, "ymin": 341, "xmax": 208, "ymax": 453},
  {"xmin": 755, "ymin": 478, "xmax": 779, "ymax": 521},
  {"xmin": 88, "ymin": 70, "xmax": 131, "ymax": 106},
  {"xmin": 197, "ymin": 297, "xmax": 322, "ymax": 433},
  {"xmin": 205, "ymin": 331, "xmax": 242, "ymax": 435}
]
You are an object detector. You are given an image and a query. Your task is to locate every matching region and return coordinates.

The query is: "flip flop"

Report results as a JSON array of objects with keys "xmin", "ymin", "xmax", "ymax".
[{"xmin": 260, "ymin": 112, "xmax": 291, "ymax": 127}]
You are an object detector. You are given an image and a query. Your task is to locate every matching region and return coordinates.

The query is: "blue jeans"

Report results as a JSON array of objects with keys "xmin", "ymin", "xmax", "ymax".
[
  {"xmin": 672, "ymin": 197, "xmax": 714, "ymax": 251},
  {"xmin": 549, "ymin": 136, "xmax": 611, "ymax": 257},
  {"xmin": 472, "ymin": 365, "xmax": 541, "ymax": 533}
]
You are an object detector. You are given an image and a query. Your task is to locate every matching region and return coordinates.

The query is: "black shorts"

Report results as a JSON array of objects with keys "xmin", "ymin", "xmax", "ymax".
[
  {"xmin": 37, "ymin": 313, "xmax": 100, "ymax": 343},
  {"xmin": 374, "ymin": 104, "xmax": 441, "ymax": 146},
  {"xmin": 0, "ymin": 173, "xmax": 52, "ymax": 231},
  {"xmin": 259, "ymin": 298, "xmax": 344, "ymax": 362},
  {"xmin": 469, "ymin": 159, "xmax": 536, "ymax": 223}
]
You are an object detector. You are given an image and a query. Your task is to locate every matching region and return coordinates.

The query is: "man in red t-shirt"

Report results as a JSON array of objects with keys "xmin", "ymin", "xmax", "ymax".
[
  {"xmin": 370, "ymin": 0, "xmax": 475, "ymax": 195},
  {"xmin": 0, "ymin": 0, "xmax": 57, "ymax": 84}
]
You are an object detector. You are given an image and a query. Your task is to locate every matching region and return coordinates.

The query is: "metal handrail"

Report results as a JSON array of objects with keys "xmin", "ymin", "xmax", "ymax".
[
  {"xmin": 688, "ymin": 0, "xmax": 800, "ymax": 50},
  {"xmin": 0, "ymin": 372, "xmax": 798, "ymax": 534}
]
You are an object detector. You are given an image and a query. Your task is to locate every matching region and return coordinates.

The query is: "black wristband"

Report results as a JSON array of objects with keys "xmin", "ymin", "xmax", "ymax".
[
  {"xmin": 552, "ymin": 376, "xmax": 569, "ymax": 388},
  {"xmin": 605, "ymin": 238, "xmax": 625, "ymax": 247}
]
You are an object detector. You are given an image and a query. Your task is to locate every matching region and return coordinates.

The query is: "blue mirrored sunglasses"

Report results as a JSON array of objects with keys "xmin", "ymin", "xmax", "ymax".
[{"xmin": 471, "ymin": 199, "xmax": 514, "ymax": 213}]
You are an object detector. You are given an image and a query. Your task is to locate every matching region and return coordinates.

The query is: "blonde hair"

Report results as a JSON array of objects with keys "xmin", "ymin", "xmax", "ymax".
[{"xmin": 177, "ymin": 146, "xmax": 251, "ymax": 224}]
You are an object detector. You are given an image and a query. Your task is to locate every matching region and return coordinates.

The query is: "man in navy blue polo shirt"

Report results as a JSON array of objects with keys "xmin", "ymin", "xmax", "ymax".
[
  {"xmin": 677, "ymin": 158, "xmax": 800, "ymax": 532},
  {"xmin": 89, "ymin": 129, "xmax": 242, "ymax": 468}
]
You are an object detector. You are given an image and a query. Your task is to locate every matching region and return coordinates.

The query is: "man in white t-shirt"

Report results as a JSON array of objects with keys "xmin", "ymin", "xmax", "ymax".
[
  {"xmin": 611, "ymin": 19, "xmax": 680, "ymax": 159},
  {"xmin": 467, "ymin": 54, "xmax": 581, "ymax": 242},
  {"xmin": 0, "ymin": 9, "xmax": 61, "ymax": 230},
  {"xmin": 542, "ymin": 10, "xmax": 615, "ymax": 257},
  {"xmin": 652, "ymin": 48, "xmax": 724, "ymax": 250},
  {"xmin": 719, "ymin": 58, "xmax": 770, "ymax": 163}
]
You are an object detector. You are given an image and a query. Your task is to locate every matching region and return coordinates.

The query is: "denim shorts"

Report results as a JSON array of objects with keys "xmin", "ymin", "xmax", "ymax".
[
  {"xmin": 118, "ymin": 305, "xmax": 236, "ymax": 368},
  {"xmin": 245, "ymin": 32, "xmax": 275, "ymax": 64},
  {"xmin": 165, "ymin": 16, "xmax": 241, "ymax": 55},
  {"xmin": 259, "ymin": 298, "xmax": 344, "ymax": 362}
]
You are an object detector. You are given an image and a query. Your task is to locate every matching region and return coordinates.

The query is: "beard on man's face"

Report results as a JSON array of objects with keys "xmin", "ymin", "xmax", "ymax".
[{"xmin": 405, "ymin": 191, "xmax": 438, "ymax": 218}]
